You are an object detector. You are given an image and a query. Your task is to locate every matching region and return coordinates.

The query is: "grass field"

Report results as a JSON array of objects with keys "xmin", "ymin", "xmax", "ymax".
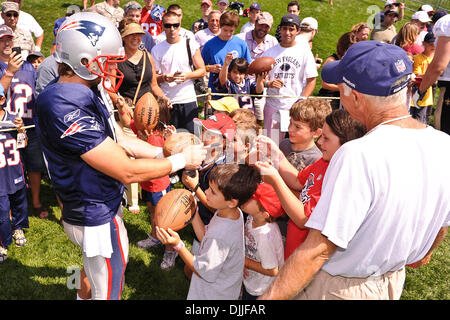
[{"xmin": 0, "ymin": 0, "xmax": 448, "ymax": 300}]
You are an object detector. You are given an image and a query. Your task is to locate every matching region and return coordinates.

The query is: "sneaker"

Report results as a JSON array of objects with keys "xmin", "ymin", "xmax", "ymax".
[
  {"xmin": 160, "ymin": 249, "xmax": 178, "ymax": 271},
  {"xmin": 13, "ymin": 229, "xmax": 27, "ymax": 247},
  {"xmin": 0, "ymin": 246, "xmax": 7, "ymax": 264},
  {"xmin": 136, "ymin": 235, "xmax": 162, "ymax": 249}
]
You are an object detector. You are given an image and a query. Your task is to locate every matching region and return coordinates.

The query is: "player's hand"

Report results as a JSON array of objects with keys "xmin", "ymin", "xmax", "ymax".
[
  {"xmin": 155, "ymin": 226, "xmax": 181, "ymax": 247},
  {"xmin": 7, "ymin": 51, "xmax": 24, "ymax": 74},
  {"xmin": 182, "ymin": 144, "xmax": 207, "ymax": 170},
  {"xmin": 182, "ymin": 169, "xmax": 199, "ymax": 191}
]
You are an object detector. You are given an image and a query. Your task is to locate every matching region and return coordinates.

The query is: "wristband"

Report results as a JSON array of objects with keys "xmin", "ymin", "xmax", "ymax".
[
  {"xmin": 264, "ymin": 81, "xmax": 269, "ymax": 88},
  {"xmin": 154, "ymin": 147, "xmax": 164, "ymax": 159},
  {"xmin": 4, "ymin": 71, "xmax": 14, "ymax": 77},
  {"xmin": 168, "ymin": 153, "xmax": 186, "ymax": 173},
  {"xmin": 192, "ymin": 183, "xmax": 200, "ymax": 194},
  {"xmin": 173, "ymin": 241, "xmax": 185, "ymax": 252}
]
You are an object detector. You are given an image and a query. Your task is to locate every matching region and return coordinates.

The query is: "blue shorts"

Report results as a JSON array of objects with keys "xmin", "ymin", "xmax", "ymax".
[
  {"xmin": 141, "ymin": 185, "xmax": 171, "ymax": 207},
  {"xmin": 19, "ymin": 129, "xmax": 46, "ymax": 173}
]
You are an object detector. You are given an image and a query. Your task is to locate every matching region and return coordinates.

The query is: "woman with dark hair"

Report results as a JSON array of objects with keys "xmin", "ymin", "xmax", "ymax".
[{"xmin": 318, "ymin": 32, "xmax": 356, "ymax": 109}]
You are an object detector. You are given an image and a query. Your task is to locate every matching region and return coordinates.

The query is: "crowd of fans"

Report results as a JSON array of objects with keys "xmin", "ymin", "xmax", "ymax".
[{"xmin": 0, "ymin": 0, "xmax": 449, "ymax": 301}]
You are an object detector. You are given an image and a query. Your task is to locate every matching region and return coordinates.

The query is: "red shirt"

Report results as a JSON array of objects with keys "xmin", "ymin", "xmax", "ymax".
[
  {"xmin": 140, "ymin": 6, "xmax": 164, "ymax": 39},
  {"xmin": 130, "ymin": 121, "xmax": 170, "ymax": 192},
  {"xmin": 284, "ymin": 158, "xmax": 329, "ymax": 260}
]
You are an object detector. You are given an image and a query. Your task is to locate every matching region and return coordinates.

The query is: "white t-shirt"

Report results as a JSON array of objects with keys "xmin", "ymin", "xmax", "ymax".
[
  {"xmin": 433, "ymin": 14, "xmax": 450, "ymax": 81},
  {"xmin": 151, "ymin": 38, "xmax": 199, "ymax": 103},
  {"xmin": 0, "ymin": 11, "xmax": 43, "ymax": 38},
  {"xmin": 240, "ymin": 21, "xmax": 255, "ymax": 34},
  {"xmin": 195, "ymin": 28, "xmax": 218, "ymax": 52},
  {"xmin": 306, "ymin": 125, "xmax": 450, "ymax": 278},
  {"xmin": 244, "ymin": 216, "xmax": 284, "ymax": 296},
  {"xmin": 188, "ymin": 209, "xmax": 245, "ymax": 300},
  {"xmin": 262, "ymin": 41, "xmax": 318, "ymax": 110}
]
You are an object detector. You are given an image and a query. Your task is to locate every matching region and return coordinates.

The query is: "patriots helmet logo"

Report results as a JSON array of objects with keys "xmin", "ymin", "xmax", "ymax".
[{"xmin": 60, "ymin": 20, "xmax": 105, "ymax": 47}]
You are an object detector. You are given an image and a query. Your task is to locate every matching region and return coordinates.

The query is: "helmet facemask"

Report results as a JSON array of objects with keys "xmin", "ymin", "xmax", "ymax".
[{"xmin": 86, "ymin": 53, "xmax": 127, "ymax": 93}]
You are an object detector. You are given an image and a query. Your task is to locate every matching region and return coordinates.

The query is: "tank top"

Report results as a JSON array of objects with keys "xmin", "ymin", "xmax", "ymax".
[{"xmin": 118, "ymin": 50, "xmax": 153, "ymax": 102}]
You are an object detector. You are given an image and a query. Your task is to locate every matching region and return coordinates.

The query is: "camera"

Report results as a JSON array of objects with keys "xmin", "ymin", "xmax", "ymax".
[{"xmin": 229, "ymin": 2, "xmax": 244, "ymax": 15}]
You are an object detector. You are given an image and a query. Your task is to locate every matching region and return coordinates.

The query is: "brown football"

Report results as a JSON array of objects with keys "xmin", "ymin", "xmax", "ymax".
[
  {"xmin": 163, "ymin": 132, "xmax": 202, "ymax": 157},
  {"xmin": 133, "ymin": 92, "xmax": 160, "ymax": 131},
  {"xmin": 154, "ymin": 189, "xmax": 197, "ymax": 231},
  {"xmin": 247, "ymin": 57, "xmax": 276, "ymax": 75}
]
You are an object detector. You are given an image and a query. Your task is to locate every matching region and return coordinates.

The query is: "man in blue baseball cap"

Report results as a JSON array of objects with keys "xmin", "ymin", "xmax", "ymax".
[{"xmin": 259, "ymin": 40, "xmax": 450, "ymax": 300}]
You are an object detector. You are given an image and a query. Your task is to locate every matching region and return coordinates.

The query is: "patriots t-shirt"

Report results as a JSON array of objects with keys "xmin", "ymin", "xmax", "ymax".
[
  {"xmin": 0, "ymin": 110, "xmax": 26, "ymax": 196},
  {"xmin": 0, "ymin": 61, "xmax": 37, "ymax": 127},
  {"xmin": 213, "ymin": 78, "xmax": 261, "ymax": 111},
  {"xmin": 35, "ymin": 82, "xmax": 124, "ymax": 227}
]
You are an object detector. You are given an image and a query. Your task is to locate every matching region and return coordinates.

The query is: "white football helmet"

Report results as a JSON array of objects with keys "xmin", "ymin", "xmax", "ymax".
[{"xmin": 55, "ymin": 12, "xmax": 126, "ymax": 93}]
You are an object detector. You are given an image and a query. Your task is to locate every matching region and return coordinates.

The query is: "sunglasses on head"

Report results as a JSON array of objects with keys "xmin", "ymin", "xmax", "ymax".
[
  {"xmin": 163, "ymin": 23, "xmax": 180, "ymax": 29},
  {"xmin": 6, "ymin": 12, "xmax": 19, "ymax": 18}
]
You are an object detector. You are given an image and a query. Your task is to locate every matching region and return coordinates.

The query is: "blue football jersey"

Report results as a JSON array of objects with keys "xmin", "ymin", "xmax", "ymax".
[
  {"xmin": 35, "ymin": 82, "xmax": 124, "ymax": 227},
  {"xmin": 213, "ymin": 77, "xmax": 260, "ymax": 111},
  {"xmin": 0, "ymin": 111, "xmax": 26, "ymax": 196},
  {"xmin": 0, "ymin": 61, "xmax": 37, "ymax": 127}
]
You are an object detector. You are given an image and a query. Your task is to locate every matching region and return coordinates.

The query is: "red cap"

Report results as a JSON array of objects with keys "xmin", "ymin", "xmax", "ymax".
[
  {"xmin": 252, "ymin": 182, "xmax": 284, "ymax": 218},
  {"xmin": 0, "ymin": 25, "xmax": 13, "ymax": 39},
  {"xmin": 194, "ymin": 113, "xmax": 236, "ymax": 141}
]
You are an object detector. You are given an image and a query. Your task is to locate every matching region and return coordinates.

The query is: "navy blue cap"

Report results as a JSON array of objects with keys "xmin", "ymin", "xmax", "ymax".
[
  {"xmin": 423, "ymin": 32, "xmax": 436, "ymax": 43},
  {"xmin": 249, "ymin": 3, "xmax": 261, "ymax": 11},
  {"xmin": 321, "ymin": 40, "xmax": 412, "ymax": 97},
  {"xmin": 432, "ymin": 10, "xmax": 447, "ymax": 24},
  {"xmin": 280, "ymin": 14, "xmax": 300, "ymax": 28}
]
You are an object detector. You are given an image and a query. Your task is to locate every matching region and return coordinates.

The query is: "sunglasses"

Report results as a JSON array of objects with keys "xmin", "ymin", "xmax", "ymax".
[
  {"xmin": 163, "ymin": 23, "xmax": 180, "ymax": 29},
  {"xmin": 6, "ymin": 12, "xmax": 19, "ymax": 18}
]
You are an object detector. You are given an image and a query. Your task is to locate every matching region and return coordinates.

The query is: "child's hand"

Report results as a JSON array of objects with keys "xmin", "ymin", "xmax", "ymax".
[
  {"xmin": 254, "ymin": 135, "xmax": 284, "ymax": 164},
  {"xmin": 155, "ymin": 226, "xmax": 181, "ymax": 247},
  {"xmin": 163, "ymin": 125, "xmax": 176, "ymax": 139},
  {"xmin": 13, "ymin": 117, "xmax": 24, "ymax": 129},
  {"xmin": 224, "ymin": 52, "xmax": 234, "ymax": 66},
  {"xmin": 182, "ymin": 169, "xmax": 199, "ymax": 191},
  {"xmin": 254, "ymin": 161, "xmax": 281, "ymax": 185},
  {"xmin": 268, "ymin": 78, "xmax": 283, "ymax": 89}
]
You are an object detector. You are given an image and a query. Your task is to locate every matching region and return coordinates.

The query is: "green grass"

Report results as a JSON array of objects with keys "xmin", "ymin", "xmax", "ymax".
[{"xmin": 0, "ymin": 0, "xmax": 447, "ymax": 300}]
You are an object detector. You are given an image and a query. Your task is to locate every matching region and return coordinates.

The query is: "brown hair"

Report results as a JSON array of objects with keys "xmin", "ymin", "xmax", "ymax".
[
  {"xmin": 336, "ymin": 32, "xmax": 357, "ymax": 59},
  {"xmin": 162, "ymin": 11, "xmax": 180, "ymax": 23},
  {"xmin": 289, "ymin": 98, "xmax": 332, "ymax": 131},
  {"xmin": 395, "ymin": 22, "xmax": 420, "ymax": 48},
  {"xmin": 153, "ymin": 96, "xmax": 171, "ymax": 132},
  {"xmin": 220, "ymin": 10, "xmax": 240, "ymax": 28},
  {"xmin": 228, "ymin": 58, "xmax": 248, "ymax": 73},
  {"xmin": 209, "ymin": 164, "xmax": 261, "ymax": 206},
  {"xmin": 325, "ymin": 109, "xmax": 366, "ymax": 145}
]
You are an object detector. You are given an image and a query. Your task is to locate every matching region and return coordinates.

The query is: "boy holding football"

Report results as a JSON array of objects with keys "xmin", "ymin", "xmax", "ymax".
[{"xmin": 156, "ymin": 163, "xmax": 261, "ymax": 299}]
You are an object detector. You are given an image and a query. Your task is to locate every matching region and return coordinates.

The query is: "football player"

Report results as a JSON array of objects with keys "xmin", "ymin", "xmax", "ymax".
[{"xmin": 35, "ymin": 12, "xmax": 206, "ymax": 300}]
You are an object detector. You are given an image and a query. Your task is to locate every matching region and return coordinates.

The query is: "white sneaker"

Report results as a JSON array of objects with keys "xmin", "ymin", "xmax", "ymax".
[
  {"xmin": 160, "ymin": 250, "xmax": 178, "ymax": 271},
  {"xmin": 13, "ymin": 229, "xmax": 27, "ymax": 247},
  {"xmin": 0, "ymin": 246, "xmax": 7, "ymax": 264},
  {"xmin": 136, "ymin": 235, "xmax": 162, "ymax": 249}
]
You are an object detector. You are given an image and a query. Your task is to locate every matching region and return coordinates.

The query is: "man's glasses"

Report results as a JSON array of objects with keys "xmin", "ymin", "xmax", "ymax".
[
  {"xmin": 163, "ymin": 23, "xmax": 180, "ymax": 29},
  {"xmin": 6, "ymin": 12, "xmax": 19, "ymax": 18}
]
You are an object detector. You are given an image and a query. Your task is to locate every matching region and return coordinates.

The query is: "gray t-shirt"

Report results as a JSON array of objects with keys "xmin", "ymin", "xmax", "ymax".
[
  {"xmin": 279, "ymin": 139, "xmax": 322, "ymax": 171},
  {"xmin": 188, "ymin": 209, "xmax": 245, "ymax": 300}
]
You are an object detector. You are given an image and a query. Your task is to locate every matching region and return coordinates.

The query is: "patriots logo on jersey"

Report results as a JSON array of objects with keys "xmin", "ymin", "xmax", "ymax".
[
  {"xmin": 60, "ymin": 116, "xmax": 101, "ymax": 139},
  {"xmin": 150, "ymin": 5, "xmax": 165, "ymax": 23},
  {"xmin": 60, "ymin": 20, "xmax": 105, "ymax": 47}
]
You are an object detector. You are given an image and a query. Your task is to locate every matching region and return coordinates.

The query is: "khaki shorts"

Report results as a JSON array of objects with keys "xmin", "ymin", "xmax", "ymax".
[{"xmin": 295, "ymin": 268, "xmax": 406, "ymax": 300}]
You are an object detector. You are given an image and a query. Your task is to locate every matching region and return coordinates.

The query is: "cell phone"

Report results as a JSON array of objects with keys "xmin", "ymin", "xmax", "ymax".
[{"xmin": 12, "ymin": 47, "xmax": 21, "ymax": 55}]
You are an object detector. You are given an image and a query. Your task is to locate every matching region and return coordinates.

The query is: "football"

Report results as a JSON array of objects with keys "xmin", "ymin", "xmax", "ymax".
[
  {"xmin": 154, "ymin": 189, "xmax": 197, "ymax": 231},
  {"xmin": 133, "ymin": 92, "xmax": 160, "ymax": 132},
  {"xmin": 247, "ymin": 56, "xmax": 276, "ymax": 75},
  {"xmin": 163, "ymin": 132, "xmax": 202, "ymax": 157}
]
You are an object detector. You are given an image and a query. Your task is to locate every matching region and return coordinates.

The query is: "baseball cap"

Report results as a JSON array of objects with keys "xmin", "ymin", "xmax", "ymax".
[
  {"xmin": 420, "ymin": 4, "xmax": 434, "ymax": 13},
  {"xmin": 301, "ymin": 17, "xmax": 318, "ymax": 31},
  {"xmin": 2, "ymin": 1, "xmax": 19, "ymax": 13},
  {"xmin": 251, "ymin": 182, "xmax": 284, "ymax": 218},
  {"xmin": 256, "ymin": 11, "xmax": 273, "ymax": 28},
  {"xmin": 218, "ymin": 0, "xmax": 229, "ymax": 4},
  {"xmin": 431, "ymin": 10, "xmax": 447, "ymax": 24},
  {"xmin": 385, "ymin": 9, "xmax": 399, "ymax": 17},
  {"xmin": 208, "ymin": 97, "xmax": 240, "ymax": 113},
  {"xmin": 201, "ymin": 0, "xmax": 213, "ymax": 7},
  {"xmin": 249, "ymin": 3, "xmax": 261, "ymax": 11},
  {"xmin": 423, "ymin": 32, "xmax": 436, "ymax": 43},
  {"xmin": 279, "ymin": 14, "xmax": 300, "ymax": 28},
  {"xmin": 321, "ymin": 40, "xmax": 412, "ymax": 97},
  {"xmin": 0, "ymin": 25, "xmax": 13, "ymax": 38},
  {"xmin": 412, "ymin": 11, "xmax": 432, "ymax": 22},
  {"xmin": 66, "ymin": 4, "xmax": 80, "ymax": 16},
  {"xmin": 194, "ymin": 113, "xmax": 236, "ymax": 141},
  {"xmin": 120, "ymin": 22, "xmax": 145, "ymax": 38},
  {"xmin": 124, "ymin": 1, "xmax": 142, "ymax": 13},
  {"xmin": 385, "ymin": 0, "xmax": 400, "ymax": 6}
]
